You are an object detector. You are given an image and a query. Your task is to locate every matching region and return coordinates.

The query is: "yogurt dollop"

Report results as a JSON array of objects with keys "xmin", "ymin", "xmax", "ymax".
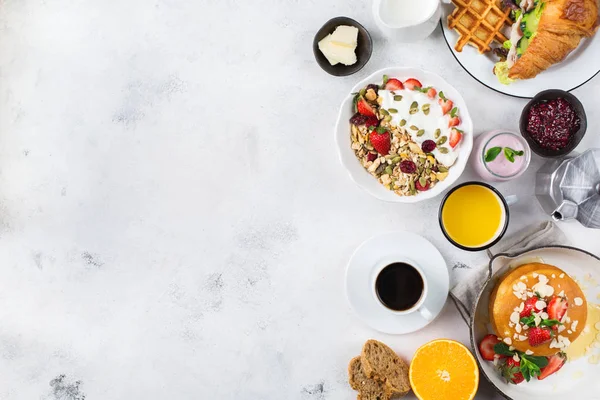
[{"xmin": 379, "ymin": 89, "xmax": 459, "ymax": 167}]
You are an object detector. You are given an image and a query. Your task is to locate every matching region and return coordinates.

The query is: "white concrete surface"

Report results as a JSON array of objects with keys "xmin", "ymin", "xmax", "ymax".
[{"xmin": 0, "ymin": 1, "xmax": 599, "ymax": 399}]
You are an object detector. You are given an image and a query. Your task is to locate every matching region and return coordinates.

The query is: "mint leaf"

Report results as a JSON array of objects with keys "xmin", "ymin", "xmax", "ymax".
[
  {"xmin": 507, "ymin": 147, "xmax": 524, "ymax": 156},
  {"xmin": 485, "ymin": 147, "xmax": 503, "ymax": 162},
  {"xmin": 382, "ymin": 75, "xmax": 389, "ymax": 85},
  {"xmin": 353, "ymin": 93, "xmax": 360, "ymax": 113},
  {"xmin": 520, "ymin": 315, "xmax": 536, "ymax": 327},
  {"xmin": 450, "ymin": 107, "xmax": 458, "ymax": 118},
  {"xmin": 541, "ymin": 319, "xmax": 562, "ymax": 327},
  {"xmin": 522, "ymin": 355, "xmax": 549, "ymax": 369},
  {"xmin": 494, "ymin": 342, "xmax": 514, "ymax": 357},
  {"xmin": 504, "ymin": 147, "xmax": 515, "ymax": 163},
  {"xmin": 439, "ymin": 91, "xmax": 446, "ymax": 100}
]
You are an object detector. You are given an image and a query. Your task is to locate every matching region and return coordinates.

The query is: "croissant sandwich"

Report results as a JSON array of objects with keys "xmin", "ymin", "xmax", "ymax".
[{"xmin": 494, "ymin": 0, "xmax": 599, "ymax": 84}]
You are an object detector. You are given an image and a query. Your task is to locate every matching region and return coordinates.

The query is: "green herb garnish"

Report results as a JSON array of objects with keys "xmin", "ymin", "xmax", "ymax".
[
  {"xmin": 485, "ymin": 146, "xmax": 503, "ymax": 162},
  {"xmin": 504, "ymin": 147, "xmax": 525, "ymax": 163}
]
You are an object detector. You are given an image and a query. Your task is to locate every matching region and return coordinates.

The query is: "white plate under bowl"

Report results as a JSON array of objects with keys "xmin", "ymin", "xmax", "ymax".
[
  {"xmin": 345, "ymin": 231, "xmax": 450, "ymax": 334},
  {"xmin": 472, "ymin": 246, "xmax": 600, "ymax": 400},
  {"xmin": 441, "ymin": 4, "xmax": 600, "ymax": 98},
  {"xmin": 334, "ymin": 67, "xmax": 474, "ymax": 203}
]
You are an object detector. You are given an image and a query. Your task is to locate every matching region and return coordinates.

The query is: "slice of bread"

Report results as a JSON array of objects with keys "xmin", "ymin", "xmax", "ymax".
[
  {"xmin": 361, "ymin": 340, "xmax": 411, "ymax": 397},
  {"xmin": 348, "ymin": 356, "xmax": 392, "ymax": 400}
]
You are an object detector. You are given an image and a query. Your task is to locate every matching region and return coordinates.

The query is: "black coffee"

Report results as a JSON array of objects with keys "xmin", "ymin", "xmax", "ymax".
[{"xmin": 375, "ymin": 263, "xmax": 424, "ymax": 311}]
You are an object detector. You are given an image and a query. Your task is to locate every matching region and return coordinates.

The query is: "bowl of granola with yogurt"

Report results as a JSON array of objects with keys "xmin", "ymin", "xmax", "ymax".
[{"xmin": 335, "ymin": 67, "xmax": 473, "ymax": 202}]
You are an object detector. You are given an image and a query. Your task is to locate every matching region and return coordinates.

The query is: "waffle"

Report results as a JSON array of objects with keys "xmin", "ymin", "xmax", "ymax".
[{"xmin": 448, "ymin": 0, "xmax": 513, "ymax": 53}]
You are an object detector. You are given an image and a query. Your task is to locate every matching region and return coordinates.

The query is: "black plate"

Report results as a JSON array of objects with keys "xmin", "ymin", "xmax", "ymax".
[{"xmin": 312, "ymin": 17, "xmax": 372, "ymax": 77}]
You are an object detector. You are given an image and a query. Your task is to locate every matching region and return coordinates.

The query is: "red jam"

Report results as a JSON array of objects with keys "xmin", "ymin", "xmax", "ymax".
[{"xmin": 526, "ymin": 98, "xmax": 580, "ymax": 151}]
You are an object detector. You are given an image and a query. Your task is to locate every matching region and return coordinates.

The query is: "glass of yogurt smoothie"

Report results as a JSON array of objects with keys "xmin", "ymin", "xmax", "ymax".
[{"xmin": 472, "ymin": 130, "xmax": 531, "ymax": 182}]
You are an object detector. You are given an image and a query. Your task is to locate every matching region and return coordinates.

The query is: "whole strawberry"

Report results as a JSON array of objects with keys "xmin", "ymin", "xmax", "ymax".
[
  {"xmin": 528, "ymin": 327, "xmax": 552, "ymax": 347},
  {"xmin": 369, "ymin": 127, "xmax": 391, "ymax": 156},
  {"xmin": 502, "ymin": 358, "xmax": 524, "ymax": 384}
]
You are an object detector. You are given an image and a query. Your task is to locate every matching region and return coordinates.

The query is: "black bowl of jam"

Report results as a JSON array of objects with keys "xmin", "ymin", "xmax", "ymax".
[{"xmin": 519, "ymin": 90, "xmax": 587, "ymax": 158}]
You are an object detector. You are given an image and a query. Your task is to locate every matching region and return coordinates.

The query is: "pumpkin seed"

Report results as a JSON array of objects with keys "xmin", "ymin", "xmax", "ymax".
[
  {"xmin": 438, "ymin": 166, "xmax": 448, "ymax": 172},
  {"xmin": 419, "ymin": 177, "xmax": 427, "ymax": 187},
  {"xmin": 384, "ymin": 115, "xmax": 392, "ymax": 122},
  {"xmin": 399, "ymin": 119, "xmax": 407, "ymax": 126},
  {"xmin": 380, "ymin": 108, "xmax": 389, "ymax": 116},
  {"xmin": 425, "ymin": 168, "xmax": 431, "ymax": 175},
  {"xmin": 434, "ymin": 129, "xmax": 441, "ymax": 139},
  {"xmin": 409, "ymin": 180, "xmax": 415, "ymax": 191},
  {"xmin": 417, "ymin": 129, "xmax": 425, "ymax": 136},
  {"xmin": 439, "ymin": 147, "xmax": 449, "ymax": 154},
  {"xmin": 392, "ymin": 156, "xmax": 401, "ymax": 164},
  {"xmin": 410, "ymin": 125, "xmax": 419, "ymax": 131},
  {"xmin": 422, "ymin": 104, "xmax": 430, "ymax": 111},
  {"xmin": 388, "ymin": 108, "xmax": 398, "ymax": 114},
  {"xmin": 423, "ymin": 108, "xmax": 430, "ymax": 115},
  {"xmin": 393, "ymin": 95, "xmax": 403, "ymax": 101},
  {"xmin": 418, "ymin": 166, "xmax": 424, "ymax": 174},
  {"xmin": 437, "ymin": 136, "xmax": 448, "ymax": 145},
  {"xmin": 383, "ymin": 75, "xmax": 389, "ymax": 84},
  {"xmin": 409, "ymin": 108, "xmax": 418, "ymax": 115},
  {"xmin": 410, "ymin": 101, "xmax": 418, "ymax": 109},
  {"xmin": 385, "ymin": 166, "xmax": 393, "ymax": 175},
  {"xmin": 359, "ymin": 88, "xmax": 366, "ymax": 97}
]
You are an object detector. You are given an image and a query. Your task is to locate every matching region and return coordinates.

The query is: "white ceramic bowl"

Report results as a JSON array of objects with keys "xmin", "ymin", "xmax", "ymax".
[{"xmin": 334, "ymin": 67, "xmax": 474, "ymax": 203}]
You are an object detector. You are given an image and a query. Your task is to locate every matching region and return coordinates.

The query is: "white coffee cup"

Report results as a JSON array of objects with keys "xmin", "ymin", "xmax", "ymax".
[
  {"xmin": 371, "ymin": 256, "xmax": 433, "ymax": 320},
  {"xmin": 372, "ymin": 0, "xmax": 450, "ymax": 42}
]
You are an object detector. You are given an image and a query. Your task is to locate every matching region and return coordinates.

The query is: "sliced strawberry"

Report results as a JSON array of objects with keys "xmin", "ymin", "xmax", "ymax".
[
  {"xmin": 404, "ymin": 78, "xmax": 422, "ymax": 90},
  {"xmin": 547, "ymin": 296, "xmax": 568, "ymax": 322},
  {"xmin": 369, "ymin": 128, "xmax": 391, "ymax": 156},
  {"xmin": 357, "ymin": 97, "xmax": 376, "ymax": 117},
  {"xmin": 520, "ymin": 297, "xmax": 542, "ymax": 319},
  {"xmin": 479, "ymin": 334, "xmax": 501, "ymax": 361},
  {"xmin": 415, "ymin": 180, "xmax": 430, "ymax": 191},
  {"xmin": 503, "ymin": 358, "xmax": 524, "ymax": 384},
  {"xmin": 528, "ymin": 327, "xmax": 552, "ymax": 347},
  {"xmin": 384, "ymin": 78, "xmax": 404, "ymax": 91},
  {"xmin": 448, "ymin": 116, "xmax": 461, "ymax": 128},
  {"xmin": 449, "ymin": 128, "xmax": 463, "ymax": 149},
  {"xmin": 538, "ymin": 353, "xmax": 566, "ymax": 380},
  {"xmin": 438, "ymin": 98, "xmax": 454, "ymax": 115},
  {"xmin": 426, "ymin": 87, "xmax": 437, "ymax": 99}
]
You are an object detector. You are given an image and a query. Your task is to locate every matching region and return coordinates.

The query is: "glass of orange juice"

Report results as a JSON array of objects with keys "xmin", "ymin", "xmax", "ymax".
[{"xmin": 439, "ymin": 182, "xmax": 516, "ymax": 251}]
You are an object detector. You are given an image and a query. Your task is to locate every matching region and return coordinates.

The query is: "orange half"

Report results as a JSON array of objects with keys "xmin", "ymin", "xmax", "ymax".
[{"xmin": 409, "ymin": 339, "xmax": 479, "ymax": 400}]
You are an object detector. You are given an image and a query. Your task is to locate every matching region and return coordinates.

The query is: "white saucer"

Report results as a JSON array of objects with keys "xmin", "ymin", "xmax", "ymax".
[{"xmin": 345, "ymin": 231, "xmax": 450, "ymax": 334}]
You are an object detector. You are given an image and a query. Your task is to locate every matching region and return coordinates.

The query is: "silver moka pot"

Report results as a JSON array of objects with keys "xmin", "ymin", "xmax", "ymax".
[{"xmin": 536, "ymin": 149, "xmax": 600, "ymax": 229}]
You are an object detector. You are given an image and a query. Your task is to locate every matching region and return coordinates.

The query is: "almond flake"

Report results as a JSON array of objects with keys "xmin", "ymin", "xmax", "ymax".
[
  {"xmin": 520, "ymin": 275, "xmax": 527, "ymax": 280},
  {"xmin": 533, "ymin": 273, "xmax": 539, "ymax": 278},
  {"xmin": 503, "ymin": 337, "xmax": 512, "ymax": 345},
  {"xmin": 568, "ymin": 330, "xmax": 573, "ymax": 334},
  {"xmin": 552, "ymin": 274, "xmax": 556, "ymax": 278},
  {"xmin": 535, "ymin": 300, "xmax": 546, "ymax": 310},
  {"xmin": 516, "ymin": 324, "xmax": 522, "ymax": 333},
  {"xmin": 541, "ymin": 312, "xmax": 549, "ymax": 320},
  {"xmin": 510, "ymin": 312, "xmax": 520, "ymax": 324},
  {"xmin": 558, "ymin": 290, "xmax": 565, "ymax": 297},
  {"xmin": 525, "ymin": 349, "xmax": 534, "ymax": 355},
  {"xmin": 572, "ymin": 320, "xmax": 579, "ymax": 331},
  {"xmin": 558, "ymin": 325, "xmax": 566, "ymax": 333},
  {"xmin": 513, "ymin": 354, "xmax": 520, "ymax": 362},
  {"xmin": 574, "ymin": 297, "xmax": 583, "ymax": 306},
  {"xmin": 518, "ymin": 335, "xmax": 528, "ymax": 342},
  {"xmin": 559, "ymin": 273, "xmax": 565, "ymax": 278}
]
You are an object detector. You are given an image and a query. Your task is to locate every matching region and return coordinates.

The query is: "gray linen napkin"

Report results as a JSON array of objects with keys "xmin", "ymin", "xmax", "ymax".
[{"xmin": 450, "ymin": 221, "xmax": 568, "ymax": 325}]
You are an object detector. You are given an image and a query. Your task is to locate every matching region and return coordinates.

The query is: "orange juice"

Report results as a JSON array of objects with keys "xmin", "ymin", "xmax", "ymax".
[{"xmin": 441, "ymin": 184, "xmax": 506, "ymax": 249}]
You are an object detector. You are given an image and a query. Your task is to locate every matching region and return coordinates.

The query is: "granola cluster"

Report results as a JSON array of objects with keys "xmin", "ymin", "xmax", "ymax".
[{"xmin": 351, "ymin": 123, "xmax": 449, "ymax": 196}]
